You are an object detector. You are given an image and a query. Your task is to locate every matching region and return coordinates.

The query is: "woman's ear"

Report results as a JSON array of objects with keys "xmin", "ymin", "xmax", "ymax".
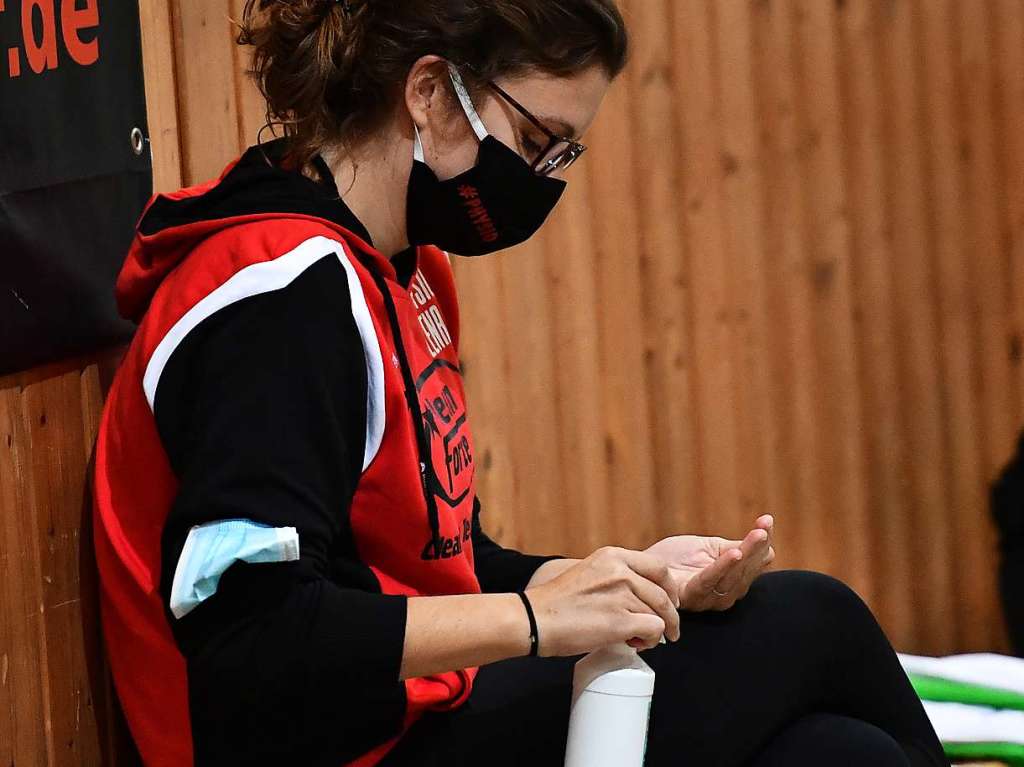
[{"xmin": 404, "ymin": 55, "xmax": 450, "ymax": 136}]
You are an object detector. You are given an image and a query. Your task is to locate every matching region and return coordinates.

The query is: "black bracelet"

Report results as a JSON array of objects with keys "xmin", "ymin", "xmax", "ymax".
[{"xmin": 516, "ymin": 591, "xmax": 539, "ymax": 657}]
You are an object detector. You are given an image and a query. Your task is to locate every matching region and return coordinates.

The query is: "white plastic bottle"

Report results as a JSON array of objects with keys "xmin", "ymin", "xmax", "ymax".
[{"xmin": 564, "ymin": 641, "xmax": 658, "ymax": 767}]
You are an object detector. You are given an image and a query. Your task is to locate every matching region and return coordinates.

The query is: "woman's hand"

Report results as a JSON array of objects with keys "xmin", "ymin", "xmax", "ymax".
[
  {"xmin": 524, "ymin": 546, "xmax": 683, "ymax": 656},
  {"xmin": 643, "ymin": 515, "xmax": 776, "ymax": 612}
]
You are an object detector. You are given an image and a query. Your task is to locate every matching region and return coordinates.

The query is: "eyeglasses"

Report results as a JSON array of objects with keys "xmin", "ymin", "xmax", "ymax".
[{"xmin": 485, "ymin": 80, "xmax": 588, "ymax": 176}]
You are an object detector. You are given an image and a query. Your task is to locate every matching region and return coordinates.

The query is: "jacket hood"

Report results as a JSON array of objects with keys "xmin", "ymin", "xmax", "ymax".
[{"xmin": 116, "ymin": 138, "xmax": 378, "ymax": 324}]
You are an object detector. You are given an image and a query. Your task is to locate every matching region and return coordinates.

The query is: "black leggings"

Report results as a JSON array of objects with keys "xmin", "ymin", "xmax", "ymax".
[{"xmin": 380, "ymin": 570, "xmax": 948, "ymax": 766}]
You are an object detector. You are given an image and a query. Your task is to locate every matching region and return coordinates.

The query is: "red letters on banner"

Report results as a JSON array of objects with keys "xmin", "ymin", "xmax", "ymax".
[{"xmin": 2, "ymin": 0, "xmax": 100, "ymax": 78}]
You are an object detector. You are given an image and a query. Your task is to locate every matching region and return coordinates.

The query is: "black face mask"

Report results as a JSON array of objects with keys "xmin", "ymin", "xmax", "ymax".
[{"xmin": 405, "ymin": 65, "xmax": 568, "ymax": 257}]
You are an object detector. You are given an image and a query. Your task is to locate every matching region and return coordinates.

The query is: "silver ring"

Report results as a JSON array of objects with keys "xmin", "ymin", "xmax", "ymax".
[{"xmin": 712, "ymin": 585, "xmax": 729, "ymax": 597}]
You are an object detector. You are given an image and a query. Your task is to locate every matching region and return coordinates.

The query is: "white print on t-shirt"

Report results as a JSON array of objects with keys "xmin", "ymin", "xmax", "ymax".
[{"xmin": 410, "ymin": 269, "xmax": 452, "ymax": 358}]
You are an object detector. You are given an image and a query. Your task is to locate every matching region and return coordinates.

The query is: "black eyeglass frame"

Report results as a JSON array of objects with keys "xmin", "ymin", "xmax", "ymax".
[{"xmin": 485, "ymin": 80, "xmax": 588, "ymax": 176}]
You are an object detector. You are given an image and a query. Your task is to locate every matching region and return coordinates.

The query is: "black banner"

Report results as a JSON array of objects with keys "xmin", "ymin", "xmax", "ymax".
[{"xmin": 0, "ymin": 0, "xmax": 151, "ymax": 376}]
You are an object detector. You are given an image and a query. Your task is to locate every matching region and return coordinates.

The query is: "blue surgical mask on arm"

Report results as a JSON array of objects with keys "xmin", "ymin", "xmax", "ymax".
[{"xmin": 169, "ymin": 518, "xmax": 300, "ymax": 619}]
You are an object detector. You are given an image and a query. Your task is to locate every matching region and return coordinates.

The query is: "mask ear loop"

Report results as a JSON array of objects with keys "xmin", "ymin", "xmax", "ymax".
[
  {"xmin": 412, "ymin": 64, "xmax": 488, "ymax": 163},
  {"xmin": 446, "ymin": 63, "xmax": 489, "ymax": 142},
  {"xmin": 413, "ymin": 124, "xmax": 427, "ymax": 163}
]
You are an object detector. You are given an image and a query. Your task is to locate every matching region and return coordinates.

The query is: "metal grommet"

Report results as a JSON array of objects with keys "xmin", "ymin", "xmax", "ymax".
[{"xmin": 130, "ymin": 127, "xmax": 146, "ymax": 157}]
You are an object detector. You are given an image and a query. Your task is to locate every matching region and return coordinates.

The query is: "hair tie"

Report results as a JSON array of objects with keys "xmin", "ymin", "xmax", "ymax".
[
  {"xmin": 333, "ymin": 0, "xmax": 362, "ymax": 16},
  {"xmin": 516, "ymin": 591, "xmax": 540, "ymax": 657},
  {"xmin": 319, "ymin": 0, "xmax": 359, "ymax": 21}
]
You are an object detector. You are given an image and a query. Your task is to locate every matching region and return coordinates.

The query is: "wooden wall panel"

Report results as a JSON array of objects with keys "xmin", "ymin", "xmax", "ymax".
[
  {"xmin": 1, "ymin": 386, "xmax": 51, "ymax": 767},
  {"xmin": 878, "ymin": 0, "xmax": 956, "ymax": 653},
  {"xmin": 918, "ymin": 0, "xmax": 992, "ymax": 652},
  {"xmin": 996, "ymin": 0, "xmax": 1024, "ymax": 420},
  {"xmin": 4, "ymin": 3, "xmax": 1023, "ymax": 762},
  {"xmin": 715, "ymin": 0, "xmax": 775, "ymax": 563},
  {"xmin": 0, "ymin": 350, "xmax": 130, "ymax": 767},
  {"xmin": 838, "ymin": 0, "xmax": 907, "ymax": 641},
  {"xmin": 171, "ymin": 0, "xmax": 243, "ymax": 185},
  {"xmin": 138, "ymin": 0, "xmax": 182, "ymax": 192},
  {"xmin": 749, "ymin": 0, "xmax": 822, "ymax": 581},
  {"xmin": 625, "ymin": 0, "xmax": 700, "ymax": 548}
]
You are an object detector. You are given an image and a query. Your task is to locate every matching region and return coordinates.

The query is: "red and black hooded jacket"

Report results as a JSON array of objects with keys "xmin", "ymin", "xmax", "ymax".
[{"xmin": 91, "ymin": 138, "xmax": 565, "ymax": 766}]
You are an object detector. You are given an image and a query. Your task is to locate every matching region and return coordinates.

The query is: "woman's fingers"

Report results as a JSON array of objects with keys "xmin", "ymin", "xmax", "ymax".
[
  {"xmin": 708, "ymin": 536, "xmax": 743, "ymax": 557},
  {"xmin": 756, "ymin": 516, "xmax": 776, "ymax": 572},
  {"xmin": 711, "ymin": 529, "xmax": 762, "ymax": 595},
  {"xmin": 624, "ymin": 611, "xmax": 667, "ymax": 649},
  {"xmin": 758, "ymin": 515, "xmax": 774, "ymax": 553},
  {"xmin": 690, "ymin": 545, "xmax": 744, "ymax": 605},
  {"xmin": 625, "ymin": 568, "xmax": 681, "ymax": 641},
  {"xmin": 745, "ymin": 527, "xmax": 773, "ymax": 576},
  {"xmin": 621, "ymin": 548, "xmax": 681, "ymax": 608}
]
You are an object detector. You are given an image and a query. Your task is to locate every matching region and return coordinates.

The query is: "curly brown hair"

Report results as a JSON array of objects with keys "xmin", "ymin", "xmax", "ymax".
[{"xmin": 236, "ymin": 0, "xmax": 629, "ymax": 171}]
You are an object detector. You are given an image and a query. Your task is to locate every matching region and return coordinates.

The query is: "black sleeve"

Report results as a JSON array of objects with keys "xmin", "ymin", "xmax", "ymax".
[
  {"xmin": 153, "ymin": 252, "xmax": 407, "ymax": 766},
  {"xmin": 470, "ymin": 495, "xmax": 569, "ymax": 594}
]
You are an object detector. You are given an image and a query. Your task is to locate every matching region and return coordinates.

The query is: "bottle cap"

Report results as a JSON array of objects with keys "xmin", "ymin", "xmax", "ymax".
[{"xmin": 574, "ymin": 643, "xmax": 657, "ymax": 698}]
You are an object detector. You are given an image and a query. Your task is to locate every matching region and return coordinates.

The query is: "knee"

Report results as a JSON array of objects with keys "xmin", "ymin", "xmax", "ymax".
[
  {"xmin": 829, "ymin": 718, "xmax": 909, "ymax": 766},
  {"xmin": 755, "ymin": 713, "xmax": 910, "ymax": 767},
  {"xmin": 750, "ymin": 569, "xmax": 875, "ymax": 630}
]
